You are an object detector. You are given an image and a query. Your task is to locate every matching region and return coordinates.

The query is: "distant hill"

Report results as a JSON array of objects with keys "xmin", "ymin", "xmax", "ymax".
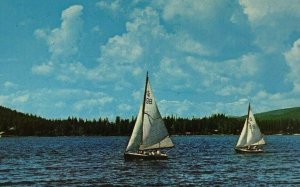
[{"xmin": 254, "ymin": 107, "xmax": 300, "ymax": 120}]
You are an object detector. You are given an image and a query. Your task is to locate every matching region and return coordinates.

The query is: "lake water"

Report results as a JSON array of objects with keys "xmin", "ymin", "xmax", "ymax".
[{"xmin": 0, "ymin": 135, "xmax": 299, "ymax": 186}]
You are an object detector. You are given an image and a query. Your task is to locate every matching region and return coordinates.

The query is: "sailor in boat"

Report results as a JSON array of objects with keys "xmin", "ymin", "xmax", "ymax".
[
  {"xmin": 156, "ymin": 150, "xmax": 161, "ymax": 155},
  {"xmin": 246, "ymin": 145, "xmax": 262, "ymax": 151}
]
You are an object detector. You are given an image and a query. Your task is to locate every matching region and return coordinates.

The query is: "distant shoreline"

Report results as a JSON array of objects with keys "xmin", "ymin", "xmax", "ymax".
[{"xmin": 2, "ymin": 133, "xmax": 300, "ymax": 138}]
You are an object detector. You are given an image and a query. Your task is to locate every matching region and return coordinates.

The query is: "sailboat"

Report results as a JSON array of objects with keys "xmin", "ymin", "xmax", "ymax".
[
  {"xmin": 235, "ymin": 103, "xmax": 266, "ymax": 153},
  {"xmin": 124, "ymin": 72, "xmax": 174, "ymax": 160}
]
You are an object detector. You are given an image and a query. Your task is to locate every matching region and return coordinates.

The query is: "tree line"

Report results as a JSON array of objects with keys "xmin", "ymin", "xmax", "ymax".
[{"xmin": 1, "ymin": 106, "xmax": 300, "ymax": 136}]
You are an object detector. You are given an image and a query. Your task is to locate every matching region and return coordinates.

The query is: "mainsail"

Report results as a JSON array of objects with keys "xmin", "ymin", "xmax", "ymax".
[
  {"xmin": 125, "ymin": 74, "xmax": 174, "ymax": 153},
  {"xmin": 236, "ymin": 104, "xmax": 265, "ymax": 148},
  {"xmin": 139, "ymin": 81, "xmax": 174, "ymax": 150}
]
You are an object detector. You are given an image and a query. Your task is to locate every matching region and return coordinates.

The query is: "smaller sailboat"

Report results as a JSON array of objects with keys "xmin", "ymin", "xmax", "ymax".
[
  {"xmin": 0, "ymin": 131, "xmax": 4, "ymax": 138},
  {"xmin": 235, "ymin": 103, "xmax": 266, "ymax": 153},
  {"xmin": 124, "ymin": 72, "xmax": 174, "ymax": 160}
]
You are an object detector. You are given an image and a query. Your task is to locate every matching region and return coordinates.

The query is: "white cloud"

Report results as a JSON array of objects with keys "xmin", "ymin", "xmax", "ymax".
[
  {"xmin": 240, "ymin": 0, "xmax": 300, "ymax": 23},
  {"xmin": 33, "ymin": 5, "xmax": 85, "ymax": 81},
  {"xmin": 159, "ymin": 99, "xmax": 194, "ymax": 116},
  {"xmin": 284, "ymin": 38, "xmax": 300, "ymax": 91},
  {"xmin": 0, "ymin": 92, "xmax": 29, "ymax": 106},
  {"xmin": 92, "ymin": 7, "xmax": 167, "ymax": 81},
  {"xmin": 252, "ymin": 89, "xmax": 300, "ymax": 113},
  {"xmin": 0, "ymin": 88, "xmax": 115, "ymax": 119},
  {"xmin": 159, "ymin": 57, "xmax": 187, "ymax": 78},
  {"xmin": 12, "ymin": 94, "xmax": 29, "ymax": 104},
  {"xmin": 240, "ymin": 0, "xmax": 300, "ymax": 53},
  {"xmin": 216, "ymin": 82, "xmax": 256, "ymax": 96},
  {"xmin": 161, "ymin": 0, "xmax": 219, "ymax": 21},
  {"xmin": 3, "ymin": 81, "xmax": 17, "ymax": 89},
  {"xmin": 132, "ymin": 90, "xmax": 142, "ymax": 101},
  {"xmin": 74, "ymin": 97, "xmax": 113, "ymax": 111},
  {"xmin": 54, "ymin": 102, "xmax": 66, "ymax": 108},
  {"xmin": 174, "ymin": 33, "xmax": 210, "ymax": 56},
  {"xmin": 23, "ymin": 1, "xmax": 300, "ymax": 118},
  {"xmin": 96, "ymin": 0, "xmax": 121, "ymax": 13},
  {"xmin": 32, "ymin": 62, "xmax": 53, "ymax": 75},
  {"xmin": 118, "ymin": 103, "xmax": 132, "ymax": 111},
  {"xmin": 185, "ymin": 54, "xmax": 260, "ymax": 94},
  {"xmin": 36, "ymin": 5, "xmax": 83, "ymax": 59},
  {"xmin": 100, "ymin": 34, "xmax": 143, "ymax": 64},
  {"xmin": 0, "ymin": 95, "xmax": 8, "ymax": 105},
  {"xmin": 157, "ymin": 0, "xmax": 252, "ymax": 58}
]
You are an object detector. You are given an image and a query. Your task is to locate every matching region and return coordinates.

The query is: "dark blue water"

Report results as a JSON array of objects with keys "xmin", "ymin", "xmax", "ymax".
[{"xmin": 0, "ymin": 135, "xmax": 299, "ymax": 186}]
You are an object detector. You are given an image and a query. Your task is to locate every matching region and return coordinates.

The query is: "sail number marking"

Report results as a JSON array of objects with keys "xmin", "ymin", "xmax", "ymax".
[
  {"xmin": 146, "ymin": 91, "xmax": 152, "ymax": 104},
  {"xmin": 248, "ymin": 117, "xmax": 255, "ymax": 129},
  {"xmin": 146, "ymin": 98, "xmax": 152, "ymax": 104}
]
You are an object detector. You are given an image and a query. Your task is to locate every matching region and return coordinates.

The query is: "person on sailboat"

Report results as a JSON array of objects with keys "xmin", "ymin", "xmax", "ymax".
[{"xmin": 156, "ymin": 150, "xmax": 161, "ymax": 155}]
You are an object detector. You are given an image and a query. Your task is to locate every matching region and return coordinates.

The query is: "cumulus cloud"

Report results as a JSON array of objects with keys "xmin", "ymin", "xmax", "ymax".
[
  {"xmin": 0, "ymin": 91, "xmax": 29, "ymax": 109},
  {"xmin": 74, "ymin": 97, "xmax": 113, "ymax": 111},
  {"xmin": 90, "ymin": 7, "xmax": 168, "ymax": 82},
  {"xmin": 159, "ymin": 99, "xmax": 194, "ymax": 116},
  {"xmin": 33, "ymin": 5, "xmax": 85, "ymax": 81},
  {"xmin": 185, "ymin": 53, "xmax": 260, "ymax": 95},
  {"xmin": 118, "ymin": 103, "xmax": 132, "ymax": 111},
  {"xmin": 0, "ymin": 88, "xmax": 114, "ymax": 119},
  {"xmin": 32, "ymin": 62, "xmax": 53, "ymax": 75},
  {"xmin": 12, "ymin": 94, "xmax": 29, "ymax": 104},
  {"xmin": 240, "ymin": 0, "xmax": 300, "ymax": 23},
  {"xmin": 35, "ymin": 5, "xmax": 83, "ymax": 59},
  {"xmin": 159, "ymin": 57, "xmax": 187, "ymax": 78},
  {"xmin": 96, "ymin": 0, "xmax": 121, "ymax": 13},
  {"xmin": 174, "ymin": 33, "xmax": 210, "ymax": 56},
  {"xmin": 157, "ymin": 0, "xmax": 253, "ymax": 58},
  {"xmin": 240, "ymin": 0, "xmax": 300, "ymax": 53},
  {"xmin": 25, "ymin": 1, "xmax": 300, "ymax": 118},
  {"xmin": 284, "ymin": 38, "xmax": 300, "ymax": 91},
  {"xmin": 3, "ymin": 81, "xmax": 17, "ymax": 89}
]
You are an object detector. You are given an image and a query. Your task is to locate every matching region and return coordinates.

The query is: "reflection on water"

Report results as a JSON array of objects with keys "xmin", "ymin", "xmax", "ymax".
[{"xmin": 0, "ymin": 136, "xmax": 300, "ymax": 185}]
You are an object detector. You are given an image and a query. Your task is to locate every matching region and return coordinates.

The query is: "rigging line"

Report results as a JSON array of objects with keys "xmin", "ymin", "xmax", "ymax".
[
  {"xmin": 144, "ymin": 112, "xmax": 161, "ymax": 121},
  {"xmin": 165, "ymin": 148, "xmax": 173, "ymax": 153}
]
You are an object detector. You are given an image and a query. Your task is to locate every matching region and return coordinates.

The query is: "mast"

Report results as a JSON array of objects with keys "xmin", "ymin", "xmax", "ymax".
[
  {"xmin": 246, "ymin": 103, "xmax": 250, "ymax": 129},
  {"xmin": 140, "ymin": 71, "xmax": 149, "ymax": 147},
  {"xmin": 245, "ymin": 102, "xmax": 251, "ymax": 146}
]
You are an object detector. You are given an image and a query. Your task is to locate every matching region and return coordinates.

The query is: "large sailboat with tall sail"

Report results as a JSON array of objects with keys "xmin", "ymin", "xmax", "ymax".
[
  {"xmin": 235, "ymin": 103, "xmax": 266, "ymax": 153},
  {"xmin": 124, "ymin": 72, "xmax": 174, "ymax": 160}
]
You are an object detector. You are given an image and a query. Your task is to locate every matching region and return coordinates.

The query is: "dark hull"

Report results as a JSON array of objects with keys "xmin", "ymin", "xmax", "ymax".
[
  {"xmin": 124, "ymin": 152, "xmax": 168, "ymax": 160},
  {"xmin": 235, "ymin": 148, "xmax": 263, "ymax": 154}
]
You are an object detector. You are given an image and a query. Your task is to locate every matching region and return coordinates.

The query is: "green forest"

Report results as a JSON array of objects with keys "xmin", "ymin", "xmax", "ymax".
[{"xmin": 1, "ymin": 105, "xmax": 300, "ymax": 136}]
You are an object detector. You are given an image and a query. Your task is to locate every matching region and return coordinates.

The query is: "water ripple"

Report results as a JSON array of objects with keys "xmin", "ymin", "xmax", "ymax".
[{"xmin": 0, "ymin": 136, "xmax": 300, "ymax": 185}]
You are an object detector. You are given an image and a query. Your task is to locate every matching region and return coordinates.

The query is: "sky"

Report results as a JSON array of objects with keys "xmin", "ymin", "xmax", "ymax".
[{"xmin": 1, "ymin": 0, "xmax": 300, "ymax": 120}]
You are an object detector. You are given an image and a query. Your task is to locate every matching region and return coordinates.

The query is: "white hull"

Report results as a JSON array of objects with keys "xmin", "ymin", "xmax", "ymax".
[
  {"xmin": 235, "ymin": 147, "xmax": 263, "ymax": 154},
  {"xmin": 124, "ymin": 152, "xmax": 168, "ymax": 160}
]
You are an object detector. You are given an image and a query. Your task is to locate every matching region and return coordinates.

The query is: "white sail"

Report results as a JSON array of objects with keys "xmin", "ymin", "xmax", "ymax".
[
  {"xmin": 246, "ymin": 109, "xmax": 265, "ymax": 146},
  {"xmin": 236, "ymin": 119, "xmax": 248, "ymax": 148},
  {"xmin": 139, "ymin": 80, "xmax": 174, "ymax": 150},
  {"xmin": 125, "ymin": 105, "xmax": 143, "ymax": 152},
  {"xmin": 236, "ymin": 105, "xmax": 265, "ymax": 148}
]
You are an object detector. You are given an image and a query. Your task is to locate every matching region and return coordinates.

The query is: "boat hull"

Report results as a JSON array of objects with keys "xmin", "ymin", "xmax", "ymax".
[
  {"xmin": 124, "ymin": 152, "xmax": 168, "ymax": 160},
  {"xmin": 235, "ymin": 148, "xmax": 263, "ymax": 154}
]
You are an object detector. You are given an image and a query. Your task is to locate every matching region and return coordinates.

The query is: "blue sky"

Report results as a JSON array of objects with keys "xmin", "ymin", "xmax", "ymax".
[{"xmin": 1, "ymin": 0, "xmax": 300, "ymax": 119}]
